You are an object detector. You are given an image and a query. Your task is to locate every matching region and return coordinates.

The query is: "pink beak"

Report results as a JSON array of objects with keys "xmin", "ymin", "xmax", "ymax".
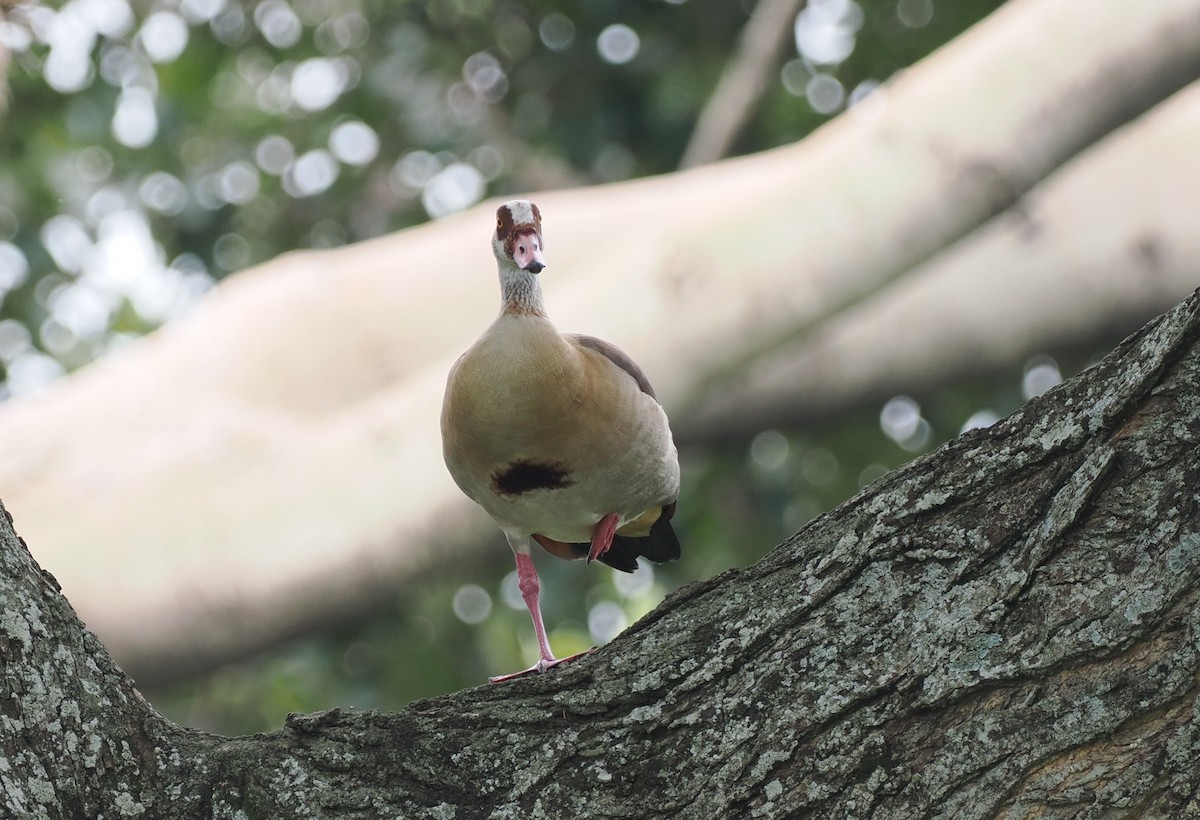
[{"xmin": 513, "ymin": 230, "xmax": 545, "ymax": 273}]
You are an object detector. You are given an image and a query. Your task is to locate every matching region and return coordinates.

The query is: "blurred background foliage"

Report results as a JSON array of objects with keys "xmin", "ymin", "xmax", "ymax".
[{"xmin": 0, "ymin": 0, "xmax": 1026, "ymax": 734}]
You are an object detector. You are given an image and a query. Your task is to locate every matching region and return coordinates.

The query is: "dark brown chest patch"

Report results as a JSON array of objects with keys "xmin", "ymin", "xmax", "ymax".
[{"xmin": 492, "ymin": 459, "xmax": 574, "ymax": 495}]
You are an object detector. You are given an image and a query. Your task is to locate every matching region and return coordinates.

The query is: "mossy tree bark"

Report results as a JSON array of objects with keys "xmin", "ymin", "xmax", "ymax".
[{"xmin": 4, "ymin": 289, "xmax": 1200, "ymax": 818}]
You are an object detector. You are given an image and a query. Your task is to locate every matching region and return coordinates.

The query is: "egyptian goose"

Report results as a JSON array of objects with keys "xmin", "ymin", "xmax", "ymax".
[{"xmin": 441, "ymin": 200, "xmax": 681, "ymax": 682}]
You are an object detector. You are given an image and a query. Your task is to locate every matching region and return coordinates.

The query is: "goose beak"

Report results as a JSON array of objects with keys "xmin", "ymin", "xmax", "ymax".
[{"xmin": 513, "ymin": 231, "xmax": 545, "ymax": 273}]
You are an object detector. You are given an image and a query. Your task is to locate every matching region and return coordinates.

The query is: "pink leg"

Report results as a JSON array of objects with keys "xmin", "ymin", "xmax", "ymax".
[
  {"xmin": 516, "ymin": 551, "xmax": 556, "ymax": 666},
  {"xmin": 488, "ymin": 552, "xmax": 591, "ymax": 683},
  {"xmin": 587, "ymin": 512, "xmax": 620, "ymax": 564}
]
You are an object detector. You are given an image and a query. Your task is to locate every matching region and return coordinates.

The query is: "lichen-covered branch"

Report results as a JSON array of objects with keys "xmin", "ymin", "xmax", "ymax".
[{"xmin": 3, "ymin": 289, "xmax": 1200, "ymax": 818}]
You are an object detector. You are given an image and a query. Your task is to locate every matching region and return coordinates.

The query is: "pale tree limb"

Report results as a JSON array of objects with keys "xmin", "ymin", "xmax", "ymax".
[
  {"xmin": 678, "ymin": 0, "xmax": 805, "ymax": 169},
  {"xmin": 681, "ymin": 77, "xmax": 1200, "ymax": 441},
  {"xmin": 3, "ymin": 289, "xmax": 1198, "ymax": 817},
  {"xmin": 0, "ymin": 0, "xmax": 1198, "ymax": 682}
]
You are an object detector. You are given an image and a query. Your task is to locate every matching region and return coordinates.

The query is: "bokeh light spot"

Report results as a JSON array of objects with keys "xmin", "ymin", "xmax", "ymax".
[
  {"xmin": 76, "ymin": 146, "xmax": 114, "ymax": 183},
  {"xmin": 0, "ymin": 243, "xmax": 30, "ymax": 293},
  {"xmin": 139, "ymin": 12, "xmax": 189, "ymax": 63},
  {"xmin": 0, "ymin": 21, "xmax": 34, "ymax": 52},
  {"xmin": 897, "ymin": 0, "xmax": 934, "ymax": 29},
  {"xmin": 283, "ymin": 149, "xmax": 340, "ymax": 197},
  {"xmin": 0, "ymin": 319, "xmax": 32, "ymax": 362},
  {"xmin": 961, "ymin": 409, "xmax": 1000, "ymax": 434},
  {"xmin": 538, "ymin": 13, "xmax": 575, "ymax": 51},
  {"xmin": 314, "ymin": 12, "xmax": 369, "ymax": 54},
  {"xmin": 597, "ymin": 24, "xmax": 639, "ymax": 64},
  {"xmin": 750, "ymin": 429, "xmax": 790, "ymax": 472},
  {"xmin": 587, "ymin": 601, "xmax": 627, "ymax": 644},
  {"xmin": 613, "ymin": 562, "xmax": 653, "ymax": 599},
  {"xmin": 452, "ymin": 584, "xmax": 493, "ymax": 624},
  {"xmin": 213, "ymin": 232, "xmax": 251, "ymax": 271},
  {"xmin": 80, "ymin": 0, "xmax": 136, "ymax": 37},
  {"xmin": 291, "ymin": 57, "xmax": 352, "ymax": 112},
  {"xmin": 881, "ymin": 395, "xmax": 931, "ymax": 451},
  {"xmin": 218, "ymin": 161, "xmax": 261, "ymax": 205},
  {"xmin": 86, "ymin": 183, "xmax": 132, "ymax": 227},
  {"xmin": 446, "ymin": 82, "xmax": 486, "ymax": 126},
  {"xmin": 255, "ymin": 135, "xmax": 295, "ymax": 175},
  {"xmin": 181, "ymin": 0, "xmax": 228, "ymax": 25},
  {"xmin": 1022, "ymin": 355, "xmax": 1062, "ymax": 400},
  {"xmin": 45, "ymin": 45, "xmax": 96, "ymax": 93},
  {"xmin": 794, "ymin": 0, "xmax": 862, "ymax": 66},
  {"xmin": 463, "ymin": 51, "xmax": 508, "ymax": 103},
  {"xmin": 112, "ymin": 88, "xmax": 158, "ymax": 148},
  {"xmin": 210, "ymin": 5, "xmax": 249, "ymax": 45},
  {"xmin": 780, "ymin": 59, "xmax": 810, "ymax": 97},
  {"xmin": 92, "ymin": 209, "xmax": 160, "ymax": 286},
  {"xmin": 880, "ymin": 395, "xmax": 920, "ymax": 441},
  {"xmin": 40, "ymin": 215, "xmax": 93, "ymax": 274},
  {"xmin": 391, "ymin": 150, "xmax": 441, "ymax": 193},
  {"xmin": 329, "ymin": 121, "xmax": 379, "ymax": 166},
  {"xmin": 253, "ymin": 0, "xmax": 302, "ymax": 49},
  {"xmin": 806, "ymin": 74, "xmax": 845, "ymax": 114},
  {"xmin": 421, "ymin": 162, "xmax": 485, "ymax": 218},
  {"xmin": 139, "ymin": 172, "xmax": 188, "ymax": 215}
]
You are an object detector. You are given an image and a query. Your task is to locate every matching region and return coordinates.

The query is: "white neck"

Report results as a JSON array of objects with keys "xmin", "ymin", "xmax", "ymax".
[{"xmin": 498, "ymin": 261, "xmax": 546, "ymax": 316}]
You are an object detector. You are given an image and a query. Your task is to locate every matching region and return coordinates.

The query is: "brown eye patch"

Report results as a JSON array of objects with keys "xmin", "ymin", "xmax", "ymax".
[{"xmin": 496, "ymin": 206, "xmax": 514, "ymax": 240}]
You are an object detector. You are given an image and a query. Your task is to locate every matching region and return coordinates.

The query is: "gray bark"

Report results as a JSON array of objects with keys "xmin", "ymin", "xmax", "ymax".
[{"xmin": 3, "ymin": 289, "xmax": 1200, "ymax": 818}]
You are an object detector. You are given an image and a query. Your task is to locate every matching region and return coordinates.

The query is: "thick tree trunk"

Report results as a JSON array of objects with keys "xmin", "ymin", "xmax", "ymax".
[{"xmin": 3, "ymin": 290, "xmax": 1199, "ymax": 817}]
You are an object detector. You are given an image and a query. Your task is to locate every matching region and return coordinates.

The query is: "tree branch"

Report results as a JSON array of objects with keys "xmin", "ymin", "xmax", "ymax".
[
  {"xmin": 678, "ymin": 0, "xmax": 805, "ymax": 169},
  {"xmin": 679, "ymin": 77, "xmax": 1200, "ymax": 442},
  {"xmin": 4, "ymin": 289, "xmax": 1199, "ymax": 816}
]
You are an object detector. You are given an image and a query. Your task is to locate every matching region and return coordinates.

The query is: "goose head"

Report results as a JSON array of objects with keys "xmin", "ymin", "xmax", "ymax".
[{"xmin": 493, "ymin": 200, "xmax": 545, "ymax": 274}]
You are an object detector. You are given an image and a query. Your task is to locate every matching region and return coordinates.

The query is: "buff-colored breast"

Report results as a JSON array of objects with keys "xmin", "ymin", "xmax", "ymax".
[{"xmin": 441, "ymin": 313, "xmax": 679, "ymax": 542}]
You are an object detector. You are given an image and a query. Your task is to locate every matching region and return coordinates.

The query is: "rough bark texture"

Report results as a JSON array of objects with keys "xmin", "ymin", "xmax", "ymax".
[{"xmin": 3, "ymin": 289, "xmax": 1200, "ymax": 818}]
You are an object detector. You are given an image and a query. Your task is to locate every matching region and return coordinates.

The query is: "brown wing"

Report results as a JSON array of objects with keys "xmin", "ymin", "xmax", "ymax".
[
  {"xmin": 553, "ymin": 335, "xmax": 680, "ymax": 569},
  {"xmin": 566, "ymin": 334, "xmax": 657, "ymax": 399}
]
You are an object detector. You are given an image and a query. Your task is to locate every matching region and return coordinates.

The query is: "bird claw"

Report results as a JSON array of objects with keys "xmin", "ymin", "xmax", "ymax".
[{"xmin": 487, "ymin": 648, "xmax": 594, "ymax": 683}]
